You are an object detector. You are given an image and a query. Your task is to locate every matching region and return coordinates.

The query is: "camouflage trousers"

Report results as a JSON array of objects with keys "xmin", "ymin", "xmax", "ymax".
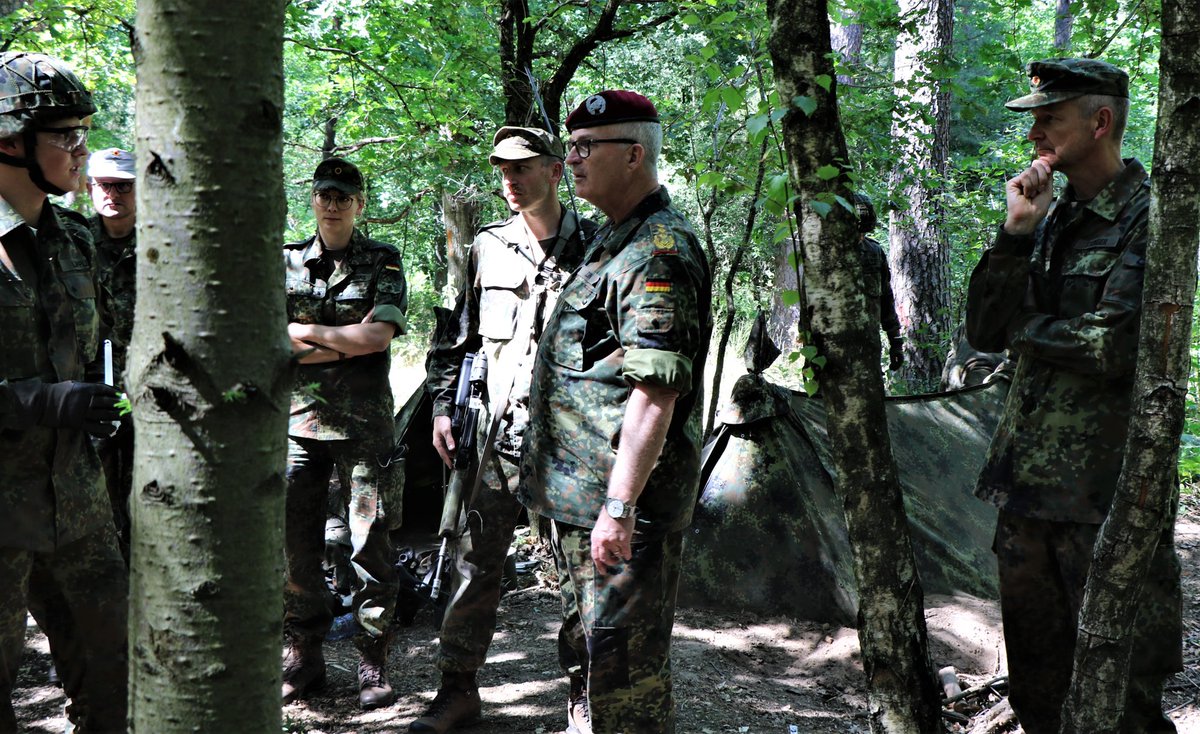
[
  {"xmin": 436, "ymin": 452, "xmax": 529, "ymax": 673},
  {"xmin": 0, "ymin": 526, "xmax": 128, "ymax": 734},
  {"xmin": 24, "ymin": 424, "xmax": 134, "ymax": 729},
  {"xmin": 286, "ymin": 437, "xmax": 398, "ymax": 642},
  {"xmin": 550, "ymin": 520, "xmax": 683, "ymax": 734},
  {"xmin": 994, "ymin": 509, "xmax": 1182, "ymax": 734},
  {"xmin": 95, "ymin": 418, "xmax": 134, "ymax": 564}
]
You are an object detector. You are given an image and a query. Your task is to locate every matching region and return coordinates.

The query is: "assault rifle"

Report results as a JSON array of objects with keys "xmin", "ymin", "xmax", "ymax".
[{"xmin": 430, "ymin": 351, "xmax": 489, "ymax": 603}]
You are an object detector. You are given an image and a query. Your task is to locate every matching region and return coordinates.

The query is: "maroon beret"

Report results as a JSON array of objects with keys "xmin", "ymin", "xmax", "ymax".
[{"xmin": 564, "ymin": 90, "xmax": 660, "ymax": 132}]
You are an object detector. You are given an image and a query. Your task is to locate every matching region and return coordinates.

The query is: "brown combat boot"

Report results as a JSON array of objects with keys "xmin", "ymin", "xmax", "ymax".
[
  {"xmin": 409, "ymin": 671, "xmax": 482, "ymax": 733},
  {"xmin": 281, "ymin": 634, "xmax": 326, "ymax": 704},
  {"xmin": 566, "ymin": 674, "xmax": 592, "ymax": 734},
  {"xmin": 357, "ymin": 633, "xmax": 396, "ymax": 709}
]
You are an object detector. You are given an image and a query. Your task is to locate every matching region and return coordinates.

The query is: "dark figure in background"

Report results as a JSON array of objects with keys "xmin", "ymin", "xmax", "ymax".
[
  {"xmin": 412, "ymin": 127, "xmax": 594, "ymax": 733},
  {"xmin": 519, "ymin": 90, "xmax": 712, "ymax": 734},
  {"xmin": 0, "ymin": 52, "xmax": 128, "ymax": 733},
  {"xmin": 966, "ymin": 58, "xmax": 1181, "ymax": 733},
  {"xmin": 851, "ymin": 193, "xmax": 903, "ymax": 372},
  {"xmin": 282, "ymin": 158, "xmax": 408, "ymax": 710}
]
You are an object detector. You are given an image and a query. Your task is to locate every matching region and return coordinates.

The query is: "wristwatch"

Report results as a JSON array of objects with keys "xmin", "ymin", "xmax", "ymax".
[{"xmin": 604, "ymin": 497, "xmax": 634, "ymax": 520}]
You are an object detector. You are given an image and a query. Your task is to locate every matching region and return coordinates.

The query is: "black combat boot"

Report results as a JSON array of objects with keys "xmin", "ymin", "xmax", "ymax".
[
  {"xmin": 566, "ymin": 673, "xmax": 592, "ymax": 734},
  {"xmin": 357, "ymin": 633, "xmax": 396, "ymax": 709},
  {"xmin": 409, "ymin": 671, "xmax": 482, "ymax": 733},
  {"xmin": 281, "ymin": 633, "xmax": 326, "ymax": 704}
]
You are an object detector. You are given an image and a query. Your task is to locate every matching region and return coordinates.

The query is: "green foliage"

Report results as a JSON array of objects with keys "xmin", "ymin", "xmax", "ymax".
[{"xmin": 6, "ymin": 0, "xmax": 1177, "ymax": 408}]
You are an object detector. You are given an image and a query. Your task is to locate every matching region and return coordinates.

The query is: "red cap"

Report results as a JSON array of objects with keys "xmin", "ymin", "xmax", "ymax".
[{"xmin": 565, "ymin": 90, "xmax": 659, "ymax": 132}]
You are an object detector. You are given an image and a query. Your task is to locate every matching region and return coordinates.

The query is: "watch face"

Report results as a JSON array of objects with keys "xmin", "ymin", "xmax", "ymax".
[{"xmin": 606, "ymin": 498, "xmax": 626, "ymax": 518}]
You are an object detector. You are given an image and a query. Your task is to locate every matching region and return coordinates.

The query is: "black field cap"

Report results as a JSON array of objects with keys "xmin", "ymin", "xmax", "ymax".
[
  {"xmin": 1005, "ymin": 58, "xmax": 1129, "ymax": 111},
  {"xmin": 312, "ymin": 157, "xmax": 363, "ymax": 194},
  {"xmin": 565, "ymin": 90, "xmax": 659, "ymax": 132},
  {"xmin": 490, "ymin": 126, "xmax": 565, "ymax": 163}
]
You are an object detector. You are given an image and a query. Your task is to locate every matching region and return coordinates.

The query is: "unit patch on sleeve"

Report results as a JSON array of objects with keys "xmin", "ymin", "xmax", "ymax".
[{"xmin": 651, "ymin": 223, "xmax": 678, "ymax": 256}]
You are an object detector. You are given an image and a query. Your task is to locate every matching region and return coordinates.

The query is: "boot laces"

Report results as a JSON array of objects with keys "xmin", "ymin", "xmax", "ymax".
[{"xmin": 359, "ymin": 661, "xmax": 386, "ymax": 689}]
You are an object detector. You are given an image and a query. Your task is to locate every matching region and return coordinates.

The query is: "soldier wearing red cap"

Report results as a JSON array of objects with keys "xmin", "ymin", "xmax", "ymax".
[
  {"xmin": 967, "ymin": 58, "xmax": 1181, "ymax": 733},
  {"xmin": 519, "ymin": 90, "xmax": 712, "ymax": 734}
]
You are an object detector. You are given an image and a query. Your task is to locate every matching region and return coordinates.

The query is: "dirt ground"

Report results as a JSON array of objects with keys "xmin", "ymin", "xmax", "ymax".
[{"xmin": 12, "ymin": 516, "xmax": 1200, "ymax": 734}]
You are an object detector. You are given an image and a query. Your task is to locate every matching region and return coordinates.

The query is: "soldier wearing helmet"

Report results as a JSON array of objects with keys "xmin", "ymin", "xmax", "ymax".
[
  {"xmin": 0, "ymin": 52, "xmax": 128, "ymax": 732},
  {"xmin": 851, "ymin": 193, "xmax": 904, "ymax": 372}
]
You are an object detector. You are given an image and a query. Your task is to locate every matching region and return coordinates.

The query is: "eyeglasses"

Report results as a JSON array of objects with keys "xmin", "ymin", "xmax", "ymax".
[
  {"xmin": 566, "ymin": 138, "xmax": 638, "ymax": 159},
  {"xmin": 313, "ymin": 190, "xmax": 356, "ymax": 211},
  {"xmin": 93, "ymin": 180, "xmax": 133, "ymax": 194},
  {"xmin": 39, "ymin": 125, "xmax": 89, "ymax": 152}
]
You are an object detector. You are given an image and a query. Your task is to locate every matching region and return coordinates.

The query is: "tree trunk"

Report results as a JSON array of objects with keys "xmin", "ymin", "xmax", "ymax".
[
  {"xmin": 766, "ymin": 0, "xmax": 942, "ymax": 731},
  {"xmin": 128, "ymin": 2, "xmax": 290, "ymax": 731},
  {"xmin": 441, "ymin": 188, "xmax": 482, "ymax": 306},
  {"xmin": 1054, "ymin": 0, "xmax": 1074, "ymax": 53},
  {"xmin": 887, "ymin": 0, "xmax": 954, "ymax": 392},
  {"xmin": 830, "ymin": 11, "xmax": 863, "ymax": 86},
  {"xmin": 1059, "ymin": 3, "xmax": 1197, "ymax": 730},
  {"xmin": 706, "ymin": 138, "xmax": 769, "ymax": 437}
]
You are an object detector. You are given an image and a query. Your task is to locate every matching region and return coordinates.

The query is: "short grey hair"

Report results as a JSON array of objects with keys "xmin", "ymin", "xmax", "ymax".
[
  {"xmin": 607, "ymin": 120, "xmax": 662, "ymax": 178},
  {"xmin": 1076, "ymin": 93, "xmax": 1129, "ymax": 143}
]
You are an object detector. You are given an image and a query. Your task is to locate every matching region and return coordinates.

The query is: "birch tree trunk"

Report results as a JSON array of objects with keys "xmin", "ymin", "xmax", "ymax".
[
  {"xmin": 1059, "ymin": 2, "xmax": 1197, "ymax": 730},
  {"xmin": 128, "ymin": 1, "xmax": 290, "ymax": 731},
  {"xmin": 888, "ymin": 0, "xmax": 954, "ymax": 392},
  {"xmin": 766, "ymin": 0, "xmax": 942, "ymax": 730}
]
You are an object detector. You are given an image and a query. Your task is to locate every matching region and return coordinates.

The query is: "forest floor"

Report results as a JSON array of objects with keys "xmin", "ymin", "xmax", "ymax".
[{"xmin": 12, "ymin": 510, "xmax": 1200, "ymax": 734}]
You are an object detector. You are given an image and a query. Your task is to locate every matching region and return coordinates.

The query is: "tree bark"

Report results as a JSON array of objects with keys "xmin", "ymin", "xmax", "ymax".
[
  {"xmin": 888, "ymin": 0, "xmax": 954, "ymax": 392},
  {"xmin": 1059, "ymin": 3, "xmax": 1197, "ymax": 731},
  {"xmin": 1054, "ymin": 0, "xmax": 1074, "ymax": 53},
  {"xmin": 128, "ymin": 1, "xmax": 290, "ymax": 731},
  {"xmin": 766, "ymin": 0, "xmax": 942, "ymax": 731},
  {"xmin": 706, "ymin": 138, "xmax": 769, "ymax": 438},
  {"xmin": 441, "ymin": 188, "xmax": 482, "ymax": 306},
  {"xmin": 830, "ymin": 10, "xmax": 863, "ymax": 86}
]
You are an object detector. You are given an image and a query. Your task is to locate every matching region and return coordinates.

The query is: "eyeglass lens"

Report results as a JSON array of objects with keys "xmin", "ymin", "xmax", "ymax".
[
  {"xmin": 97, "ymin": 181, "xmax": 133, "ymax": 194},
  {"xmin": 314, "ymin": 191, "xmax": 355, "ymax": 211},
  {"xmin": 40, "ymin": 126, "xmax": 89, "ymax": 151}
]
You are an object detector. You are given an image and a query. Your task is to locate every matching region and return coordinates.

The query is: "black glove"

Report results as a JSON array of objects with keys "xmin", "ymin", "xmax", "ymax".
[
  {"xmin": 888, "ymin": 337, "xmax": 904, "ymax": 371},
  {"xmin": 9, "ymin": 380, "xmax": 120, "ymax": 437}
]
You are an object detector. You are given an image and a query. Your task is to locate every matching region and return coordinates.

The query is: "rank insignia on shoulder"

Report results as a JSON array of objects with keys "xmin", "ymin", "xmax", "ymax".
[
  {"xmin": 645, "ymin": 279, "xmax": 672, "ymax": 293},
  {"xmin": 651, "ymin": 224, "xmax": 678, "ymax": 255},
  {"xmin": 384, "ymin": 264, "xmax": 402, "ymax": 272}
]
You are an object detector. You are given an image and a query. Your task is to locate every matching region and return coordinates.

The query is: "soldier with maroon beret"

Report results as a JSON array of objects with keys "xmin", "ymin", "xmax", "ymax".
[{"xmin": 520, "ymin": 90, "xmax": 712, "ymax": 734}]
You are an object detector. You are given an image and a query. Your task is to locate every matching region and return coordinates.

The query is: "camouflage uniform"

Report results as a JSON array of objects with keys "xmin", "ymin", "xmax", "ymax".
[
  {"xmin": 966, "ymin": 158, "xmax": 1181, "ymax": 733},
  {"xmin": 0, "ymin": 199, "xmax": 128, "ymax": 732},
  {"xmin": 425, "ymin": 207, "xmax": 593, "ymax": 674},
  {"xmin": 284, "ymin": 228, "xmax": 407, "ymax": 647},
  {"xmin": 89, "ymin": 213, "xmax": 136, "ymax": 555},
  {"xmin": 860, "ymin": 236, "xmax": 901, "ymax": 347},
  {"xmin": 520, "ymin": 188, "xmax": 712, "ymax": 734}
]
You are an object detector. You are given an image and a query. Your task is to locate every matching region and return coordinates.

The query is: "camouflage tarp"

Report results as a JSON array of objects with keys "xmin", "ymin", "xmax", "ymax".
[{"xmin": 680, "ymin": 373, "xmax": 1007, "ymax": 624}]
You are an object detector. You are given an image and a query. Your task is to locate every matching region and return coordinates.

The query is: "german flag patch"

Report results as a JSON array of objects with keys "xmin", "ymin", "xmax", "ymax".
[{"xmin": 645, "ymin": 280, "xmax": 673, "ymax": 293}]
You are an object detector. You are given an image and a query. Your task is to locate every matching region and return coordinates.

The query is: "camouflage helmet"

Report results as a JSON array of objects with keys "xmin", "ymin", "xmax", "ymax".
[
  {"xmin": 852, "ymin": 193, "xmax": 877, "ymax": 233},
  {"xmin": 0, "ymin": 52, "xmax": 95, "ymax": 138}
]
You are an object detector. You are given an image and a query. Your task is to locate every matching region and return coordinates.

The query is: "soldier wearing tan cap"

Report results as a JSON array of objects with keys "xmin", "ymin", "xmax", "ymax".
[{"xmin": 412, "ymin": 126, "xmax": 595, "ymax": 733}]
